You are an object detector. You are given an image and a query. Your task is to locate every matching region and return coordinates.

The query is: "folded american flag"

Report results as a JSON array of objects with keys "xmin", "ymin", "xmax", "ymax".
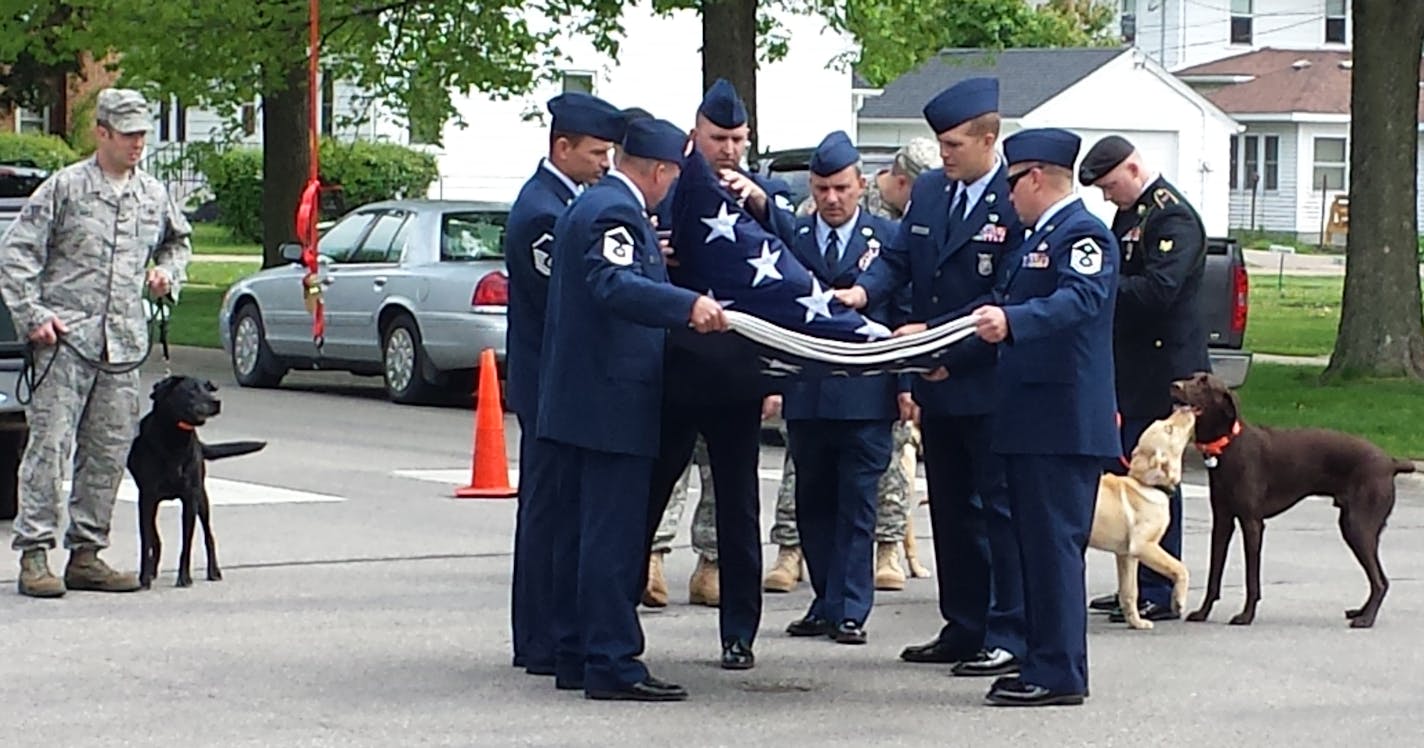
[{"xmin": 667, "ymin": 146, "xmax": 981, "ymax": 377}]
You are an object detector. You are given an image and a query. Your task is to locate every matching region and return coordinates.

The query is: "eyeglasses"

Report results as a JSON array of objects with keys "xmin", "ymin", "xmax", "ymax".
[{"xmin": 1006, "ymin": 166, "xmax": 1038, "ymax": 190}]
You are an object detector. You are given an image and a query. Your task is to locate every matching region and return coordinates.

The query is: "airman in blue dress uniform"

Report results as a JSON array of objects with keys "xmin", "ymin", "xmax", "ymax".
[
  {"xmin": 845, "ymin": 77, "xmax": 1027, "ymax": 677},
  {"xmin": 504, "ymin": 91, "xmax": 625, "ymax": 677},
  {"xmin": 537, "ymin": 118, "xmax": 730, "ymax": 702},
  {"xmin": 642, "ymin": 78, "xmax": 794, "ymax": 670},
  {"xmin": 972, "ymin": 127, "xmax": 1119, "ymax": 707},
  {"xmin": 779, "ymin": 131, "xmax": 903, "ymax": 645}
]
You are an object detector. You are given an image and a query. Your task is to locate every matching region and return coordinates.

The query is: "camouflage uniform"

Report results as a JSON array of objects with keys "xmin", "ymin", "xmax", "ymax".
[
  {"xmin": 0, "ymin": 94, "xmax": 191, "ymax": 557},
  {"xmin": 650, "ymin": 435, "xmax": 717, "ymax": 560}
]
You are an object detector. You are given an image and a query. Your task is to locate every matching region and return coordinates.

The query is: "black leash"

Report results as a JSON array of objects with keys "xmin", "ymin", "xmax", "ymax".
[{"xmin": 16, "ymin": 297, "xmax": 172, "ymax": 406}]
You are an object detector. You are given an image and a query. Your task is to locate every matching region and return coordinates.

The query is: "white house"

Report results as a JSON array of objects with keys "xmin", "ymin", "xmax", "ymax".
[
  {"xmin": 1115, "ymin": 0, "xmax": 1353, "ymax": 72},
  {"xmin": 422, "ymin": 4, "xmax": 857, "ymax": 202},
  {"xmin": 1177, "ymin": 48, "xmax": 1424, "ymax": 241},
  {"xmin": 854, "ymin": 47, "xmax": 1242, "ymax": 235}
]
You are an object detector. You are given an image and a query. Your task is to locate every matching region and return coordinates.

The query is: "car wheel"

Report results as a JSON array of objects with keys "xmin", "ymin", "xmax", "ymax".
[
  {"xmin": 231, "ymin": 302, "xmax": 287, "ymax": 388},
  {"xmin": 382, "ymin": 314, "xmax": 438, "ymax": 404}
]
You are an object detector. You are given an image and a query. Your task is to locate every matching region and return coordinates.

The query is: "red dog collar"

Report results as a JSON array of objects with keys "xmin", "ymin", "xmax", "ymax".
[
  {"xmin": 176, "ymin": 421, "xmax": 197, "ymax": 432},
  {"xmin": 1195, "ymin": 420, "xmax": 1242, "ymax": 468}
]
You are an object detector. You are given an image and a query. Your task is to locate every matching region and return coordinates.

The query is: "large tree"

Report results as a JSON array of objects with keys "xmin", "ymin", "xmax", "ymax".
[
  {"xmin": 1324, "ymin": 0, "xmax": 1424, "ymax": 380},
  {"xmin": 0, "ymin": 1, "xmax": 104, "ymax": 136}
]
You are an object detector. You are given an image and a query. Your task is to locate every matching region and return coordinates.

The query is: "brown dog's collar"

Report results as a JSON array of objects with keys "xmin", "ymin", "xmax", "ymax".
[
  {"xmin": 176, "ymin": 421, "xmax": 197, "ymax": 432},
  {"xmin": 1195, "ymin": 420, "xmax": 1242, "ymax": 467}
]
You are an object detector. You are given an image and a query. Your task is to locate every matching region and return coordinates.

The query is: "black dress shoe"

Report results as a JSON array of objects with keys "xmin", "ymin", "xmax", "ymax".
[
  {"xmin": 585, "ymin": 677, "xmax": 688, "ymax": 702},
  {"xmin": 721, "ymin": 639, "xmax": 755, "ymax": 670},
  {"xmin": 1109, "ymin": 600, "xmax": 1180, "ymax": 623},
  {"xmin": 786, "ymin": 615, "xmax": 833, "ymax": 637},
  {"xmin": 1089, "ymin": 593, "xmax": 1119, "ymax": 613},
  {"xmin": 985, "ymin": 679, "xmax": 1085, "ymax": 707},
  {"xmin": 900, "ymin": 637, "xmax": 975, "ymax": 663},
  {"xmin": 950, "ymin": 648, "xmax": 1021, "ymax": 677},
  {"xmin": 555, "ymin": 676, "xmax": 584, "ymax": 691},
  {"xmin": 832, "ymin": 620, "xmax": 867, "ymax": 645},
  {"xmin": 524, "ymin": 662, "xmax": 556, "ymax": 677}
]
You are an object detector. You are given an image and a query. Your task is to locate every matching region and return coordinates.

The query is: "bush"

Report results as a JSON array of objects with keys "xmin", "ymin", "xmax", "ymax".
[
  {"xmin": 194, "ymin": 138, "xmax": 438, "ymax": 243},
  {"xmin": 0, "ymin": 132, "xmax": 80, "ymax": 171}
]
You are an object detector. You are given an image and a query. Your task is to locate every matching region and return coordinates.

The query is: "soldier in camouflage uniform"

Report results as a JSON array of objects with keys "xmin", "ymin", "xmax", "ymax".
[
  {"xmin": 642, "ymin": 435, "xmax": 719, "ymax": 607},
  {"xmin": 0, "ymin": 89, "xmax": 191, "ymax": 598},
  {"xmin": 766, "ymin": 137, "xmax": 938, "ymax": 594}
]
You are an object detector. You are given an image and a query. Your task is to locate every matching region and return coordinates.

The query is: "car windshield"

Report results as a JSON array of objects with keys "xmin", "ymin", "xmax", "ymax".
[{"xmin": 442, "ymin": 211, "xmax": 507, "ymax": 261}]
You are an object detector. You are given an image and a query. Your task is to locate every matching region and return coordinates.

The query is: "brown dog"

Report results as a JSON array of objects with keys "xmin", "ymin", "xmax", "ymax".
[
  {"xmin": 1171, "ymin": 372, "xmax": 1415, "ymax": 628},
  {"xmin": 1089, "ymin": 409, "xmax": 1195, "ymax": 629}
]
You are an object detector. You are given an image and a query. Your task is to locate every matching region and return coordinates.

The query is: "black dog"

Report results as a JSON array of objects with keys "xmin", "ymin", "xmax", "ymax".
[{"xmin": 126, "ymin": 376, "xmax": 265, "ymax": 589}]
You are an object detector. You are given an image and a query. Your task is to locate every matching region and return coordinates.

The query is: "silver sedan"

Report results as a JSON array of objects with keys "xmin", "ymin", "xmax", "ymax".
[{"xmin": 218, "ymin": 199, "xmax": 510, "ymax": 404}]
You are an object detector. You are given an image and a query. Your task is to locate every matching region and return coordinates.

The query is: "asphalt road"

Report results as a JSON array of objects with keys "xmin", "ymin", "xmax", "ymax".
[{"xmin": 3, "ymin": 346, "xmax": 1424, "ymax": 746}]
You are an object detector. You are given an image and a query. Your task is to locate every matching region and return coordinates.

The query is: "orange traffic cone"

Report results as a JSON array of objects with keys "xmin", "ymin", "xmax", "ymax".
[{"xmin": 455, "ymin": 348, "xmax": 518, "ymax": 499}]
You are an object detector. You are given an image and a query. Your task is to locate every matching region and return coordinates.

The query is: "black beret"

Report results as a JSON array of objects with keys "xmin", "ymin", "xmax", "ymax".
[{"xmin": 1078, "ymin": 135, "xmax": 1136, "ymax": 185}]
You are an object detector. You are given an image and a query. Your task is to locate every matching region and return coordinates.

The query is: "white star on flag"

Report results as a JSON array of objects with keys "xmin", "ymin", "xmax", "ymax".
[
  {"xmin": 701, "ymin": 202, "xmax": 739, "ymax": 244},
  {"xmin": 707, "ymin": 288, "xmax": 733, "ymax": 308},
  {"xmin": 745, "ymin": 241, "xmax": 783, "ymax": 287},
  {"xmin": 855, "ymin": 321, "xmax": 892, "ymax": 340},
  {"xmin": 796, "ymin": 277, "xmax": 835, "ymax": 324}
]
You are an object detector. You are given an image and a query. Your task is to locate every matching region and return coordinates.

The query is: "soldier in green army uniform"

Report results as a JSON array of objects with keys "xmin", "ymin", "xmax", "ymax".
[
  {"xmin": 0, "ymin": 89, "xmax": 192, "ymax": 597},
  {"xmin": 767, "ymin": 137, "xmax": 939, "ymax": 594}
]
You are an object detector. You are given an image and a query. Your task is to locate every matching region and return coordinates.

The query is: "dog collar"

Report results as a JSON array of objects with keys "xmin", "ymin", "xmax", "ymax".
[
  {"xmin": 1195, "ymin": 420, "xmax": 1242, "ymax": 468},
  {"xmin": 176, "ymin": 421, "xmax": 197, "ymax": 432}
]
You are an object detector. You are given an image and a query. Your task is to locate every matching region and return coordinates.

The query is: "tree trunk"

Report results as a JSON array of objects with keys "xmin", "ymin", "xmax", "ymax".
[
  {"xmin": 260, "ymin": 64, "xmax": 311, "ymax": 270},
  {"xmin": 1324, "ymin": 0, "xmax": 1424, "ymax": 380},
  {"xmin": 701, "ymin": 0, "xmax": 760, "ymax": 157}
]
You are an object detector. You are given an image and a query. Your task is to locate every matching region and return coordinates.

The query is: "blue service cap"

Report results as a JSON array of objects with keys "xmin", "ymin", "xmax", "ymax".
[
  {"xmin": 622, "ymin": 118, "xmax": 688, "ymax": 163},
  {"xmin": 698, "ymin": 78, "xmax": 748, "ymax": 129},
  {"xmin": 922, "ymin": 77, "xmax": 999, "ymax": 134},
  {"xmin": 809, "ymin": 130, "xmax": 860, "ymax": 176},
  {"xmin": 547, "ymin": 92, "xmax": 626, "ymax": 142},
  {"xmin": 1002, "ymin": 127, "xmax": 1082, "ymax": 170}
]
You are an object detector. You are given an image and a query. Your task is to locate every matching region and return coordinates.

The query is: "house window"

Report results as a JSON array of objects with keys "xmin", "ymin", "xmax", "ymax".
[
  {"xmin": 159, "ymin": 99, "xmax": 171, "ymax": 142},
  {"xmin": 1229, "ymin": 135, "xmax": 1239, "ymax": 189},
  {"xmin": 1312, "ymin": 137, "xmax": 1347, "ymax": 190},
  {"xmin": 176, "ymin": 101, "xmax": 187, "ymax": 142},
  {"xmin": 240, "ymin": 102, "xmax": 257, "ymax": 137},
  {"xmin": 1230, "ymin": 0, "xmax": 1253, "ymax": 44},
  {"xmin": 1233, "ymin": 134, "xmax": 1278, "ymax": 191},
  {"xmin": 1325, "ymin": 0, "xmax": 1347, "ymax": 43},
  {"xmin": 562, "ymin": 72, "xmax": 595, "ymax": 95},
  {"xmin": 16, "ymin": 106, "xmax": 46, "ymax": 134},
  {"xmin": 321, "ymin": 72, "xmax": 335, "ymax": 136}
]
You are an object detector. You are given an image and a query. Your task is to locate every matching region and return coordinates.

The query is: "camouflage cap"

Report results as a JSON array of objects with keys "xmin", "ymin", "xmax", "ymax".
[
  {"xmin": 894, "ymin": 137, "xmax": 938, "ymax": 179},
  {"xmin": 96, "ymin": 88, "xmax": 153, "ymax": 133}
]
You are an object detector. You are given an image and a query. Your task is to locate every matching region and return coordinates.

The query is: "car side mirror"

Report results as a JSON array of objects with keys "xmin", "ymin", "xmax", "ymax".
[{"xmin": 279, "ymin": 243, "xmax": 305, "ymax": 264}]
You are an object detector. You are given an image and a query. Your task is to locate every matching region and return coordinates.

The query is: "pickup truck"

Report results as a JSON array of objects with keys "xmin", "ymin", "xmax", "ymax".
[
  {"xmin": 0, "ymin": 161, "xmax": 50, "ymax": 520},
  {"xmin": 751, "ymin": 147, "xmax": 1253, "ymax": 388}
]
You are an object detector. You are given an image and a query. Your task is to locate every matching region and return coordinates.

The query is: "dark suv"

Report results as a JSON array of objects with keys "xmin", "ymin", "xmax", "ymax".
[{"xmin": 0, "ymin": 161, "xmax": 48, "ymax": 520}]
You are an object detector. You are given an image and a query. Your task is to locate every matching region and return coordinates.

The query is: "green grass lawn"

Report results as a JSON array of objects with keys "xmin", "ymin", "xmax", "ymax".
[
  {"xmin": 1244, "ymin": 275, "xmax": 1344, "ymax": 357},
  {"xmin": 1238, "ymin": 363, "xmax": 1424, "ymax": 458},
  {"xmin": 166, "ymin": 260, "xmax": 260, "ymax": 349},
  {"xmin": 189, "ymin": 222, "xmax": 262, "ymax": 256}
]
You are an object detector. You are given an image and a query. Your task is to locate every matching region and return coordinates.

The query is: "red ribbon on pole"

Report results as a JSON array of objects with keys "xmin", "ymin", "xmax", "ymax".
[{"xmin": 297, "ymin": 0, "xmax": 325, "ymax": 348}]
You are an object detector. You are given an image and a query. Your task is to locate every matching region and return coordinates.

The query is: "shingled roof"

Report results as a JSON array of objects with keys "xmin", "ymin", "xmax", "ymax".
[
  {"xmin": 857, "ymin": 47, "xmax": 1127, "ymax": 120},
  {"xmin": 1176, "ymin": 48, "xmax": 1424, "ymax": 121}
]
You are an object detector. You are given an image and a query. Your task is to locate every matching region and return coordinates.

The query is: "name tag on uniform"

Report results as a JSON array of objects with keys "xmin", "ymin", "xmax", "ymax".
[
  {"xmin": 973, "ymin": 223, "xmax": 1007, "ymax": 243},
  {"xmin": 909, "ymin": 224, "xmax": 931, "ymax": 236},
  {"xmin": 1022, "ymin": 251, "xmax": 1050, "ymax": 269}
]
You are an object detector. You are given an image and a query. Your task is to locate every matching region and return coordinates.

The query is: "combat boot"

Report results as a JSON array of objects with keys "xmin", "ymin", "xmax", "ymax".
[
  {"xmin": 17, "ymin": 549, "xmax": 65, "ymax": 598},
  {"xmin": 688, "ymin": 555, "xmax": 720, "ymax": 607},
  {"xmin": 763, "ymin": 545, "xmax": 803, "ymax": 593},
  {"xmin": 642, "ymin": 551, "xmax": 669, "ymax": 607},
  {"xmin": 875, "ymin": 542, "xmax": 906, "ymax": 591},
  {"xmin": 64, "ymin": 548, "xmax": 141, "ymax": 593}
]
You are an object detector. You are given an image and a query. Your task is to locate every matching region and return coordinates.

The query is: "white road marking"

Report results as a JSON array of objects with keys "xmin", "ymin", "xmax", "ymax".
[
  {"xmin": 392, "ymin": 467, "xmax": 1213, "ymax": 501},
  {"xmin": 72, "ymin": 477, "xmax": 346, "ymax": 506}
]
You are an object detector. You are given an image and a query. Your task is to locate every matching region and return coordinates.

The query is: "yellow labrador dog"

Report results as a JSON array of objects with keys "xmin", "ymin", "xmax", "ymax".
[{"xmin": 1090, "ymin": 408, "xmax": 1195, "ymax": 629}]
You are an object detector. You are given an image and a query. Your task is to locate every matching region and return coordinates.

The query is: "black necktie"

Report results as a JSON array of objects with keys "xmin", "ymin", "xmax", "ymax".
[
  {"xmin": 824, "ymin": 229, "xmax": 840, "ymax": 268},
  {"xmin": 950, "ymin": 184, "xmax": 968, "ymax": 225}
]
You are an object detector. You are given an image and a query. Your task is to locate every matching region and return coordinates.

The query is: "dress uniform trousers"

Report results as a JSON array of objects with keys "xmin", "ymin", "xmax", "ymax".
[
  {"xmin": 511, "ymin": 414, "xmax": 559, "ymax": 673},
  {"xmin": 645, "ymin": 398, "xmax": 763, "ymax": 646},
  {"xmin": 921, "ymin": 414, "xmax": 1026, "ymax": 658},
  {"xmin": 788, "ymin": 419, "xmax": 893, "ymax": 625},
  {"xmin": 1005, "ymin": 453, "xmax": 1099, "ymax": 695}
]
